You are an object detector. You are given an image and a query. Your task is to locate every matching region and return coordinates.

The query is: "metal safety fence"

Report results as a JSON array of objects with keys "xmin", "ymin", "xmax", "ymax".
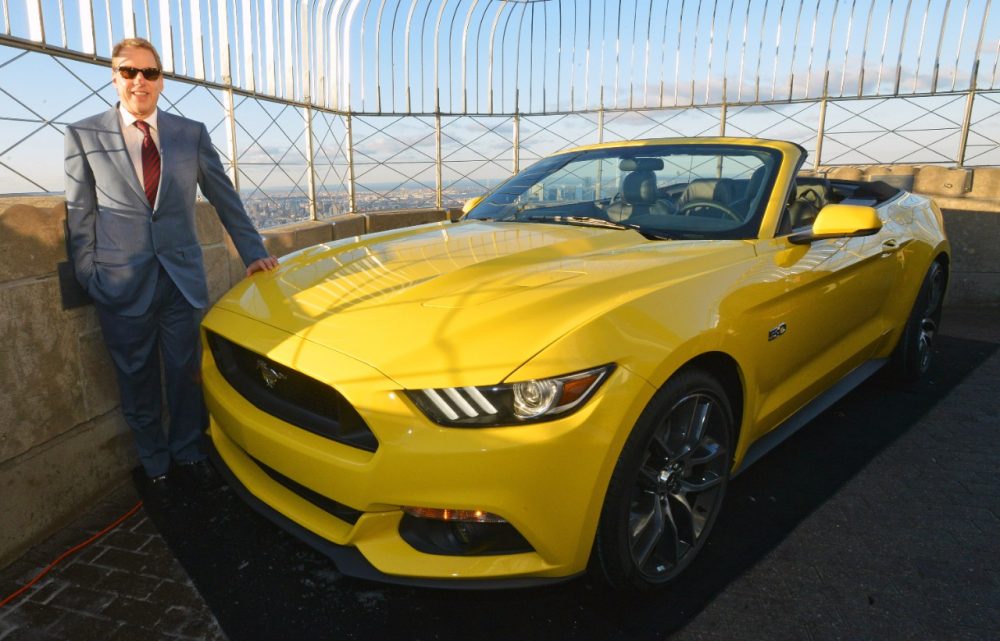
[{"xmin": 2, "ymin": 0, "xmax": 999, "ymax": 228}]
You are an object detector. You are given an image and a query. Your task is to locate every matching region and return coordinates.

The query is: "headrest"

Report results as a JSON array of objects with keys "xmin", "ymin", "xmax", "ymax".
[
  {"xmin": 620, "ymin": 157, "xmax": 664, "ymax": 172},
  {"xmin": 622, "ymin": 171, "xmax": 658, "ymax": 204}
]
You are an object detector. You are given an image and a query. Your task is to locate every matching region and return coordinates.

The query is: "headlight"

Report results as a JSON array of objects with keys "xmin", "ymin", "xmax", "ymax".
[{"xmin": 405, "ymin": 364, "xmax": 614, "ymax": 427}]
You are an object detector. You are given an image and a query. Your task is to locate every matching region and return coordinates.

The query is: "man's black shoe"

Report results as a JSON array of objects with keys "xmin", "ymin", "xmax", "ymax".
[
  {"xmin": 178, "ymin": 459, "xmax": 221, "ymax": 490},
  {"xmin": 145, "ymin": 473, "xmax": 171, "ymax": 499}
]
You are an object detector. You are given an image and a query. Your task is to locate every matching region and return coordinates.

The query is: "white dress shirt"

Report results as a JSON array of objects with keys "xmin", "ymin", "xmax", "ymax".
[{"xmin": 117, "ymin": 105, "xmax": 161, "ymax": 190}]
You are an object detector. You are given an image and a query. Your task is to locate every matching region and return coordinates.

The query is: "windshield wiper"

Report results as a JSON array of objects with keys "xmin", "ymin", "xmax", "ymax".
[
  {"xmin": 519, "ymin": 215, "xmax": 675, "ymax": 240},
  {"xmin": 520, "ymin": 215, "xmax": 629, "ymax": 230}
]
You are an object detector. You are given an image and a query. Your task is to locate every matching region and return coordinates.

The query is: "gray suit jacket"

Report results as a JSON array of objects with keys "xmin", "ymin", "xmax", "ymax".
[{"xmin": 65, "ymin": 106, "xmax": 267, "ymax": 316}]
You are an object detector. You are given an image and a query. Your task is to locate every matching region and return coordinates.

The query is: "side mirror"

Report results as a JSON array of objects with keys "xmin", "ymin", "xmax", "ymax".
[
  {"xmin": 462, "ymin": 196, "xmax": 485, "ymax": 214},
  {"xmin": 789, "ymin": 204, "xmax": 882, "ymax": 245}
]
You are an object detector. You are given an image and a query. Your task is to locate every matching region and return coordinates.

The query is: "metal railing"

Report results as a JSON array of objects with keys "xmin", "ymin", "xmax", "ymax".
[{"xmin": 1, "ymin": 0, "xmax": 998, "ymax": 227}]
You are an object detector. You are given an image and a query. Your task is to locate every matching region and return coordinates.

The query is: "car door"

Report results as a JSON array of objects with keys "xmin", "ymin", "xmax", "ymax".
[{"xmin": 739, "ymin": 205, "xmax": 902, "ymax": 439}]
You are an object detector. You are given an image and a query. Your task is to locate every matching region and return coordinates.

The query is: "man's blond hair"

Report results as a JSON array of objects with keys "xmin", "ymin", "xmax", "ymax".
[{"xmin": 111, "ymin": 38, "xmax": 163, "ymax": 70}]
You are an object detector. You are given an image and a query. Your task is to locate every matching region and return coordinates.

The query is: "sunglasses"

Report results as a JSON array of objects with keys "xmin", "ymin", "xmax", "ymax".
[{"xmin": 115, "ymin": 65, "xmax": 162, "ymax": 81}]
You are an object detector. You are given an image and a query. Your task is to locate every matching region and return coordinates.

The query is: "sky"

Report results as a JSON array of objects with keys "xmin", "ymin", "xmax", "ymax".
[{"xmin": 1, "ymin": 0, "xmax": 999, "ymax": 195}]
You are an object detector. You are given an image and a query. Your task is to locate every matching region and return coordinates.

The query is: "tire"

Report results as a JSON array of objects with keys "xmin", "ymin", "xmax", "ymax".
[
  {"xmin": 595, "ymin": 368, "xmax": 734, "ymax": 590},
  {"xmin": 889, "ymin": 261, "xmax": 946, "ymax": 384}
]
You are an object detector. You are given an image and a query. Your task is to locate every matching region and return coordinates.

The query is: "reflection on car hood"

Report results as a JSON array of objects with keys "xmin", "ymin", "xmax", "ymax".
[{"xmin": 213, "ymin": 221, "xmax": 751, "ymax": 386}]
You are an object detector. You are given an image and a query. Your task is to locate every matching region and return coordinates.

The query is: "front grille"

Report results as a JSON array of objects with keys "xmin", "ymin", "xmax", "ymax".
[{"xmin": 207, "ymin": 331, "xmax": 378, "ymax": 452}]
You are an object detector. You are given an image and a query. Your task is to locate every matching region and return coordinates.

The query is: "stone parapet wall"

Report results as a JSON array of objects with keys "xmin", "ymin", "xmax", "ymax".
[
  {"xmin": 0, "ymin": 199, "xmax": 446, "ymax": 568},
  {"xmin": 805, "ymin": 164, "xmax": 1000, "ymax": 306}
]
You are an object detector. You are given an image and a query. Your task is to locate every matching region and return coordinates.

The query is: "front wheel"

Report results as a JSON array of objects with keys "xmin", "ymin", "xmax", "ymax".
[
  {"xmin": 889, "ymin": 260, "xmax": 946, "ymax": 383},
  {"xmin": 595, "ymin": 368, "xmax": 734, "ymax": 590}
]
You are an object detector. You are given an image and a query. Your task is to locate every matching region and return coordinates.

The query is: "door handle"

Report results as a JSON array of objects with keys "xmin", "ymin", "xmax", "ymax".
[{"xmin": 882, "ymin": 238, "xmax": 898, "ymax": 250}]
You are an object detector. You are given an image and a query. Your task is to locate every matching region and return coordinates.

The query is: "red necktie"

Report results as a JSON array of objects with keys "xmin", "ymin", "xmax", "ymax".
[{"xmin": 134, "ymin": 120, "xmax": 160, "ymax": 208}]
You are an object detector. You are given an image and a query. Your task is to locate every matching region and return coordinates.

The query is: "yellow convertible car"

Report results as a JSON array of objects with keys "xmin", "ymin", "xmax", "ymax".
[{"xmin": 202, "ymin": 138, "xmax": 949, "ymax": 589}]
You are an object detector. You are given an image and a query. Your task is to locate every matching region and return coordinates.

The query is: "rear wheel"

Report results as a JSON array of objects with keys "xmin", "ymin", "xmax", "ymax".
[
  {"xmin": 595, "ymin": 368, "xmax": 733, "ymax": 590},
  {"xmin": 889, "ymin": 261, "xmax": 946, "ymax": 383}
]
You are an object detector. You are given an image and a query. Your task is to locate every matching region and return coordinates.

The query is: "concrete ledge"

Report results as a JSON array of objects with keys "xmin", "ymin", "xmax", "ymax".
[{"xmin": 364, "ymin": 208, "xmax": 449, "ymax": 233}]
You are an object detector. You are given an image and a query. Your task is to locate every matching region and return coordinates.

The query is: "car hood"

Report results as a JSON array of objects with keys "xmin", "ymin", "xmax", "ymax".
[{"xmin": 211, "ymin": 221, "xmax": 753, "ymax": 387}]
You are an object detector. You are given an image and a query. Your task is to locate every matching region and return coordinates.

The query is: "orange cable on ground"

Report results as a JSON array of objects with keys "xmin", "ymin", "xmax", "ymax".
[{"xmin": 0, "ymin": 499, "xmax": 144, "ymax": 608}]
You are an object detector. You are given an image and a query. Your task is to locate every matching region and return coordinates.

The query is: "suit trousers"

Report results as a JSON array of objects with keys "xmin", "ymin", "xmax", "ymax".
[{"xmin": 96, "ymin": 263, "xmax": 207, "ymax": 477}]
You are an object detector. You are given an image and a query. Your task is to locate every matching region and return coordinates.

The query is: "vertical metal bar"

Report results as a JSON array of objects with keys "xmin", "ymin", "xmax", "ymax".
[
  {"xmin": 79, "ymin": 0, "xmax": 95, "ymax": 55},
  {"xmin": 788, "ymin": 0, "xmax": 806, "ymax": 100},
  {"xmin": 598, "ymin": 89, "xmax": 604, "ymax": 143},
  {"xmin": 876, "ymin": 0, "xmax": 896, "ymax": 95},
  {"xmin": 374, "ymin": 0, "xmax": 389, "ymax": 112},
  {"xmin": 345, "ymin": 110, "xmax": 356, "ymax": 213},
  {"xmin": 627, "ymin": 0, "xmax": 638, "ymax": 109},
  {"xmin": 178, "ymin": 0, "xmax": 189, "ymax": 75},
  {"xmin": 388, "ymin": 0, "xmax": 405, "ymax": 112},
  {"xmin": 460, "ymin": 0, "xmax": 482, "ymax": 114},
  {"xmin": 674, "ymin": 0, "xmax": 685, "ymax": 105},
  {"xmin": 957, "ymin": 62, "xmax": 977, "ymax": 167},
  {"xmin": 192, "ymin": 0, "xmax": 205, "ymax": 79},
  {"xmin": 417, "ymin": 0, "xmax": 434, "ymax": 112},
  {"xmin": 737, "ymin": 0, "xmax": 750, "ymax": 103},
  {"xmin": 805, "ymin": 0, "xmax": 821, "ymax": 98},
  {"xmin": 822, "ymin": 0, "xmax": 842, "ymax": 100},
  {"xmin": 705, "ymin": 0, "xmax": 718, "ymax": 105},
  {"xmin": 613, "ymin": 0, "xmax": 622, "ymax": 110},
  {"xmin": 241, "ymin": 0, "xmax": 253, "ymax": 92},
  {"xmin": 719, "ymin": 84, "xmax": 727, "ymax": 136},
  {"xmin": 814, "ymin": 72, "xmax": 829, "ymax": 170},
  {"xmin": 2, "ymin": 0, "xmax": 10, "ymax": 35},
  {"xmin": 858, "ymin": 0, "xmax": 877, "ymax": 97},
  {"xmin": 894, "ymin": 0, "xmax": 914, "ymax": 95},
  {"xmin": 913, "ymin": 0, "xmax": 931, "ymax": 93},
  {"xmin": 305, "ymin": 105, "xmax": 317, "ymax": 219},
  {"xmin": 720, "ymin": 0, "xmax": 734, "ymax": 105},
  {"xmin": 57, "ymin": 0, "xmax": 67, "ymax": 46},
  {"xmin": 122, "ymin": 0, "xmax": 136, "ymax": 40},
  {"xmin": 950, "ymin": 0, "xmax": 969, "ymax": 92},
  {"xmin": 433, "ymin": 0, "xmax": 448, "ymax": 117},
  {"xmin": 27, "ymin": 0, "xmax": 42, "ymax": 42},
  {"xmin": 753, "ymin": 0, "xmax": 766, "ymax": 103},
  {"xmin": 487, "ymin": 0, "xmax": 508, "ymax": 114},
  {"xmin": 770, "ymin": 0, "xmax": 786, "ymax": 102},
  {"xmin": 585, "ymin": 0, "xmax": 592, "ymax": 110},
  {"xmin": 263, "ymin": 0, "xmax": 276, "ymax": 95},
  {"xmin": 404, "ymin": 0, "xmax": 418, "ymax": 112},
  {"xmin": 159, "ymin": 0, "xmax": 173, "ymax": 72},
  {"xmin": 435, "ymin": 111, "xmax": 443, "ymax": 208},
  {"xmin": 283, "ymin": 0, "xmax": 294, "ymax": 98},
  {"xmin": 931, "ymin": 0, "xmax": 952, "ymax": 93},
  {"xmin": 224, "ymin": 86, "xmax": 241, "ymax": 191},
  {"xmin": 690, "ymin": 0, "xmax": 702, "ymax": 105},
  {"xmin": 658, "ymin": 0, "xmax": 671, "ymax": 107},
  {"xmin": 838, "ymin": 0, "xmax": 857, "ymax": 96},
  {"xmin": 512, "ymin": 96, "xmax": 520, "ymax": 175}
]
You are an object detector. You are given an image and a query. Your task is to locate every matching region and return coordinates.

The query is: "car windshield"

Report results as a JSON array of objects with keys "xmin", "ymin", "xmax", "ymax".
[{"xmin": 466, "ymin": 144, "xmax": 782, "ymax": 240}]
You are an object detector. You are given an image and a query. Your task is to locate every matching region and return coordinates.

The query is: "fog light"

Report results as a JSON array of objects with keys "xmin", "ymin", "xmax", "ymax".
[
  {"xmin": 403, "ymin": 506, "xmax": 507, "ymax": 523},
  {"xmin": 399, "ymin": 507, "xmax": 532, "ymax": 556}
]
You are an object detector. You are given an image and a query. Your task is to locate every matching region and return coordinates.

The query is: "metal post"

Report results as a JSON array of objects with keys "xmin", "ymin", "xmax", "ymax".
[
  {"xmin": 223, "ymin": 84, "xmax": 240, "ymax": 192},
  {"xmin": 305, "ymin": 105, "xmax": 318, "ymax": 220},
  {"xmin": 957, "ymin": 62, "xmax": 979, "ymax": 168},
  {"xmin": 435, "ymin": 111, "xmax": 443, "ymax": 208},
  {"xmin": 512, "ymin": 90, "xmax": 520, "ymax": 175},
  {"xmin": 719, "ymin": 79, "xmax": 727, "ymax": 137},
  {"xmin": 814, "ymin": 72, "xmax": 830, "ymax": 171},
  {"xmin": 345, "ymin": 110, "xmax": 357, "ymax": 214},
  {"xmin": 597, "ymin": 88, "xmax": 605, "ymax": 144}
]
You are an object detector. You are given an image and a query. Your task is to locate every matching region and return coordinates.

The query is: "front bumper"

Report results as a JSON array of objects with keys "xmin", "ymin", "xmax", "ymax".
[{"xmin": 202, "ymin": 307, "xmax": 651, "ymax": 584}]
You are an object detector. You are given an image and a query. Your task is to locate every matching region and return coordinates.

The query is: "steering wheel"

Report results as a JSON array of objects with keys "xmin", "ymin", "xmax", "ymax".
[
  {"xmin": 678, "ymin": 200, "xmax": 741, "ymax": 222},
  {"xmin": 797, "ymin": 187, "xmax": 823, "ymax": 207}
]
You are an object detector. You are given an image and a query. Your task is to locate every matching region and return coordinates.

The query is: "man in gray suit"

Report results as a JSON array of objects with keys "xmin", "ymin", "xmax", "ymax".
[{"xmin": 65, "ymin": 38, "xmax": 278, "ymax": 492}]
